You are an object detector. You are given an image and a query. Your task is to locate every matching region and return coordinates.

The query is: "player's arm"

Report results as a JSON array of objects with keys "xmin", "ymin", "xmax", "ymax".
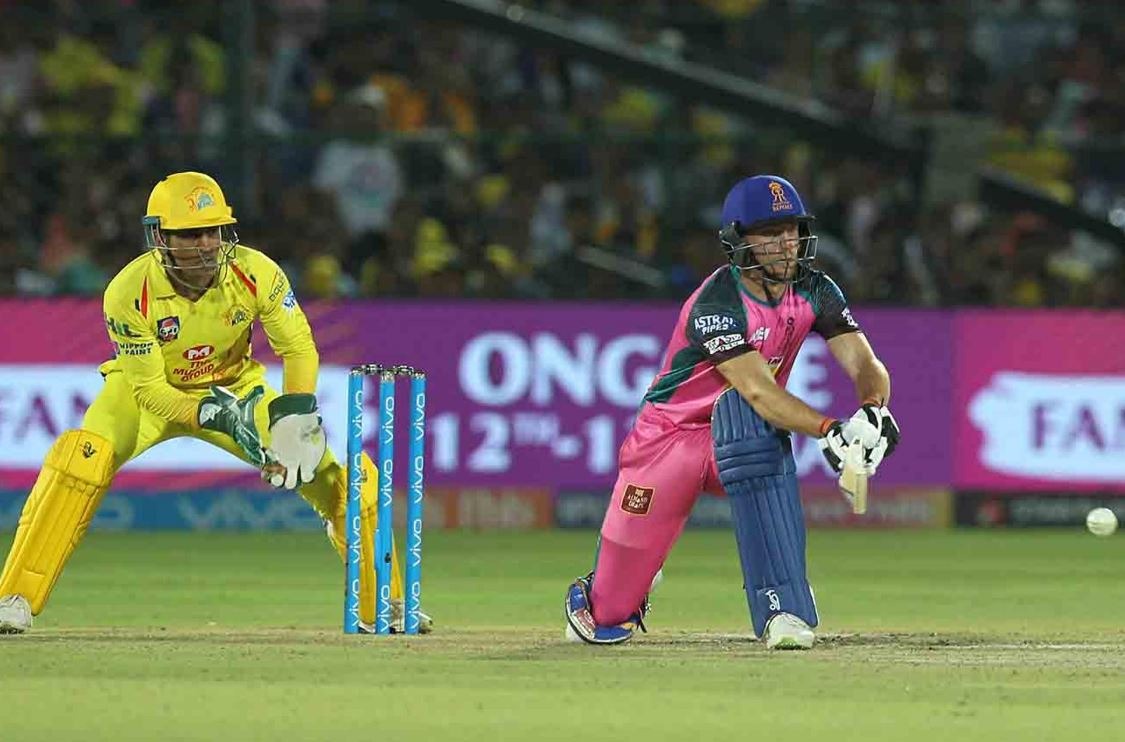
[
  {"xmin": 687, "ymin": 304, "xmax": 832, "ymax": 439},
  {"xmin": 249, "ymin": 253, "xmax": 326, "ymax": 488},
  {"xmin": 814, "ymin": 274, "xmax": 900, "ymax": 467},
  {"xmin": 254, "ymin": 255, "xmax": 319, "ymax": 393},
  {"xmin": 716, "ymin": 352, "xmax": 833, "ymax": 438},
  {"xmin": 102, "ymin": 289, "xmax": 200, "ymax": 426},
  {"xmin": 827, "ymin": 332, "xmax": 890, "ymax": 407}
]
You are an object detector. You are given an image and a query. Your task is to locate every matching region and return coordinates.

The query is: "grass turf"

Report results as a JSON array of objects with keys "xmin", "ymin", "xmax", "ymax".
[{"xmin": 2, "ymin": 529, "xmax": 1123, "ymax": 741}]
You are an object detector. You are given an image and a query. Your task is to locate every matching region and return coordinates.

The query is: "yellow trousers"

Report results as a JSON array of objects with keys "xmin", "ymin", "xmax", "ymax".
[
  {"xmin": 1, "ymin": 367, "xmax": 392, "ymax": 623},
  {"xmin": 83, "ymin": 368, "xmax": 349, "ymax": 518}
]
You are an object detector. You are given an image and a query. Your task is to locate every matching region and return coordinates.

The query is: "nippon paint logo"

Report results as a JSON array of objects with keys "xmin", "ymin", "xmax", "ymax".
[{"xmin": 968, "ymin": 372, "xmax": 1125, "ymax": 482}]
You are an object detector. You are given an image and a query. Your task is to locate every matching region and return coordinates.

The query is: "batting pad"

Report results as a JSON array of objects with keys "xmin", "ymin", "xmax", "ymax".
[
  {"xmin": 0, "ymin": 429, "xmax": 115, "ymax": 613},
  {"xmin": 712, "ymin": 389, "xmax": 818, "ymax": 636}
]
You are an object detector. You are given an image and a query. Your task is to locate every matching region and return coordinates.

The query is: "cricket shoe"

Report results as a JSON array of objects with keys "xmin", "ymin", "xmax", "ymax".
[
  {"xmin": 357, "ymin": 601, "xmax": 434, "ymax": 634},
  {"xmin": 391, "ymin": 598, "xmax": 433, "ymax": 634},
  {"xmin": 0, "ymin": 595, "xmax": 32, "ymax": 635},
  {"xmin": 763, "ymin": 612, "xmax": 815, "ymax": 650},
  {"xmin": 563, "ymin": 573, "xmax": 647, "ymax": 645}
]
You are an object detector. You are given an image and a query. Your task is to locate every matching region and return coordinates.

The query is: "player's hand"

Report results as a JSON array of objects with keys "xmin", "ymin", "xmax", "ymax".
[
  {"xmin": 818, "ymin": 407, "xmax": 881, "ymax": 475},
  {"xmin": 863, "ymin": 406, "xmax": 900, "ymax": 472},
  {"xmin": 262, "ymin": 393, "xmax": 326, "ymax": 489},
  {"xmin": 198, "ymin": 385, "xmax": 267, "ymax": 467}
]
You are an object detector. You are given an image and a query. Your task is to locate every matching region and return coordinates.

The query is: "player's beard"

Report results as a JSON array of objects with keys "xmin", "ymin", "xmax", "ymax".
[
  {"xmin": 765, "ymin": 257, "xmax": 801, "ymax": 281},
  {"xmin": 756, "ymin": 254, "xmax": 798, "ymax": 284},
  {"xmin": 166, "ymin": 249, "xmax": 222, "ymax": 293}
]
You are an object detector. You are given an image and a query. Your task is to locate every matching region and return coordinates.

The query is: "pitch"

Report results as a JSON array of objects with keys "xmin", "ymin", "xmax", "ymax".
[{"xmin": 2, "ymin": 529, "xmax": 1123, "ymax": 740}]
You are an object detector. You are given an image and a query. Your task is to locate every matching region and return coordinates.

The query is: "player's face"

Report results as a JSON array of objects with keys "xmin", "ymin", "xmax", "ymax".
[
  {"xmin": 743, "ymin": 223, "xmax": 800, "ymax": 281},
  {"xmin": 166, "ymin": 228, "xmax": 222, "ymax": 285}
]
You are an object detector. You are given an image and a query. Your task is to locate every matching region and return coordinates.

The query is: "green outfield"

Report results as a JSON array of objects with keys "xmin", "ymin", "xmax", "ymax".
[{"xmin": 2, "ymin": 529, "xmax": 1123, "ymax": 741}]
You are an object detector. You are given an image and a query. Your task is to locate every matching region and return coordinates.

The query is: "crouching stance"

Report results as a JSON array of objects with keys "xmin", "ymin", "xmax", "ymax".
[
  {"xmin": 0, "ymin": 172, "xmax": 430, "ymax": 634},
  {"xmin": 564, "ymin": 175, "xmax": 899, "ymax": 648}
]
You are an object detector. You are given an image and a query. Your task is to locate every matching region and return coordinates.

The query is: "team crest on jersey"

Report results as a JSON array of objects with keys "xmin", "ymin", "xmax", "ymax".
[
  {"xmin": 620, "ymin": 484, "xmax": 655, "ymax": 515},
  {"xmin": 226, "ymin": 305, "xmax": 251, "ymax": 326},
  {"xmin": 184, "ymin": 187, "xmax": 216, "ymax": 212},
  {"xmin": 156, "ymin": 316, "xmax": 181, "ymax": 343}
]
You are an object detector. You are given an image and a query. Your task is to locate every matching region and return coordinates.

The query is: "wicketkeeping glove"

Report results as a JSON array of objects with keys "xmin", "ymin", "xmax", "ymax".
[
  {"xmin": 818, "ymin": 406, "xmax": 882, "ymax": 475},
  {"xmin": 262, "ymin": 393, "xmax": 327, "ymax": 489},
  {"xmin": 198, "ymin": 385, "xmax": 268, "ymax": 467}
]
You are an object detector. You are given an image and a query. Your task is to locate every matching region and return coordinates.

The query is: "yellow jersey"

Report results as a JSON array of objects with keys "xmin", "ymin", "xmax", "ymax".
[{"xmin": 100, "ymin": 245, "xmax": 318, "ymax": 426}]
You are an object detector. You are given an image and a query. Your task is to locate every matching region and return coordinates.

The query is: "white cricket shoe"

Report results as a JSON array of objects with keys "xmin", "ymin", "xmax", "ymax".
[
  {"xmin": 763, "ymin": 613, "xmax": 815, "ymax": 650},
  {"xmin": 357, "ymin": 600, "xmax": 434, "ymax": 634},
  {"xmin": 391, "ymin": 598, "xmax": 433, "ymax": 634},
  {"xmin": 0, "ymin": 595, "xmax": 32, "ymax": 635}
]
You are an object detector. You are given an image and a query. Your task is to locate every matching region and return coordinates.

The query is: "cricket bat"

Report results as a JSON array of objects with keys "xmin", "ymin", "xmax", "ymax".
[{"xmin": 838, "ymin": 437, "xmax": 868, "ymax": 515}]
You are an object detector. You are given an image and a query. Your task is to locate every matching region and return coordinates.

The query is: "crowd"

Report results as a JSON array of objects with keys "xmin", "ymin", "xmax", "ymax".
[{"xmin": 0, "ymin": 0, "xmax": 1120, "ymax": 307}]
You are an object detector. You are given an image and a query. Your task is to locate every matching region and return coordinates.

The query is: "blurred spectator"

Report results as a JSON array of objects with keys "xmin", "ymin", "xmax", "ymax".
[
  {"xmin": 312, "ymin": 82, "xmax": 403, "ymax": 276},
  {"xmin": 0, "ymin": 1, "xmax": 1120, "ymax": 308}
]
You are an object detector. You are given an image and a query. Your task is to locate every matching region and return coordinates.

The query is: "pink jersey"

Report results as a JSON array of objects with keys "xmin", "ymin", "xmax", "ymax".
[{"xmin": 643, "ymin": 266, "xmax": 859, "ymax": 425}]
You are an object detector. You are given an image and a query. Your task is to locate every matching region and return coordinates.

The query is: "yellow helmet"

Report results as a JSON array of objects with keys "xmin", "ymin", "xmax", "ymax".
[
  {"xmin": 144, "ymin": 171, "xmax": 237, "ymax": 231},
  {"xmin": 143, "ymin": 172, "xmax": 239, "ymax": 291}
]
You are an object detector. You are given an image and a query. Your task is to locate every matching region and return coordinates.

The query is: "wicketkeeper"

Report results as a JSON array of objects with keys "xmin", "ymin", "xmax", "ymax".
[
  {"xmin": 564, "ymin": 175, "xmax": 900, "ymax": 649},
  {"xmin": 0, "ymin": 171, "xmax": 430, "ymax": 634}
]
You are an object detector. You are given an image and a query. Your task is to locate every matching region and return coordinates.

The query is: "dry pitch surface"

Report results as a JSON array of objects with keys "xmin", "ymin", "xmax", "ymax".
[{"xmin": 1, "ymin": 530, "xmax": 1123, "ymax": 741}]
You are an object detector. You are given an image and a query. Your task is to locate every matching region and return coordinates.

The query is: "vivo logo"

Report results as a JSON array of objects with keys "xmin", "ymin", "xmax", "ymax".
[
  {"xmin": 413, "ymin": 391, "xmax": 426, "ymax": 441},
  {"xmin": 183, "ymin": 344, "xmax": 215, "ymax": 361},
  {"xmin": 408, "ymin": 517, "xmax": 422, "ymax": 568}
]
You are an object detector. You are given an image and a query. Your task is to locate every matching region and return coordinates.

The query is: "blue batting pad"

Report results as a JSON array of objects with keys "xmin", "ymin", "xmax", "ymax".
[{"xmin": 712, "ymin": 388, "xmax": 818, "ymax": 636}]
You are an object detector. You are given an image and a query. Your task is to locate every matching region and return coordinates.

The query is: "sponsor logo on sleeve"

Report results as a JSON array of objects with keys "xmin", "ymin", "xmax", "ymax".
[
  {"xmin": 620, "ymin": 484, "xmax": 655, "ymax": 515},
  {"xmin": 267, "ymin": 273, "xmax": 287, "ymax": 304},
  {"xmin": 703, "ymin": 334, "xmax": 746, "ymax": 355},
  {"xmin": 105, "ymin": 314, "xmax": 142, "ymax": 339},
  {"xmin": 694, "ymin": 314, "xmax": 738, "ymax": 335},
  {"xmin": 282, "ymin": 289, "xmax": 298, "ymax": 310},
  {"xmin": 115, "ymin": 341, "xmax": 154, "ymax": 356},
  {"xmin": 841, "ymin": 307, "xmax": 858, "ymax": 328},
  {"xmin": 156, "ymin": 316, "xmax": 181, "ymax": 343}
]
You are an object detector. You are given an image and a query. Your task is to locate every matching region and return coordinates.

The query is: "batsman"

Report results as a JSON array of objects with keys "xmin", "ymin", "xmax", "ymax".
[
  {"xmin": 0, "ymin": 171, "xmax": 430, "ymax": 634},
  {"xmin": 564, "ymin": 175, "xmax": 900, "ymax": 649}
]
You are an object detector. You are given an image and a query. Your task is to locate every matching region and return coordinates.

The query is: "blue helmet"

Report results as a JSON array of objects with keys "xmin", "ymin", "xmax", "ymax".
[{"xmin": 718, "ymin": 175, "xmax": 818, "ymax": 281}]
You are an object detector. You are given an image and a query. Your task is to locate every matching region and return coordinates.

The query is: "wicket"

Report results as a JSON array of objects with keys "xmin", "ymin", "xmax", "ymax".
[{"xmin": 344, "ymin": 364, "xmax": 425, "ymax": 635}]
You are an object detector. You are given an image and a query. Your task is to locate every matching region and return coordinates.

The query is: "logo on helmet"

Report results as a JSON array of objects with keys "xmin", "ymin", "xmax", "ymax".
[
  {"xmin": 769, "ymin": 181, "xmax": 793, "ymax": 213},
  {"xmin": 185, "ymin": 187, "xmax": 216, "ymax": 213}
]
